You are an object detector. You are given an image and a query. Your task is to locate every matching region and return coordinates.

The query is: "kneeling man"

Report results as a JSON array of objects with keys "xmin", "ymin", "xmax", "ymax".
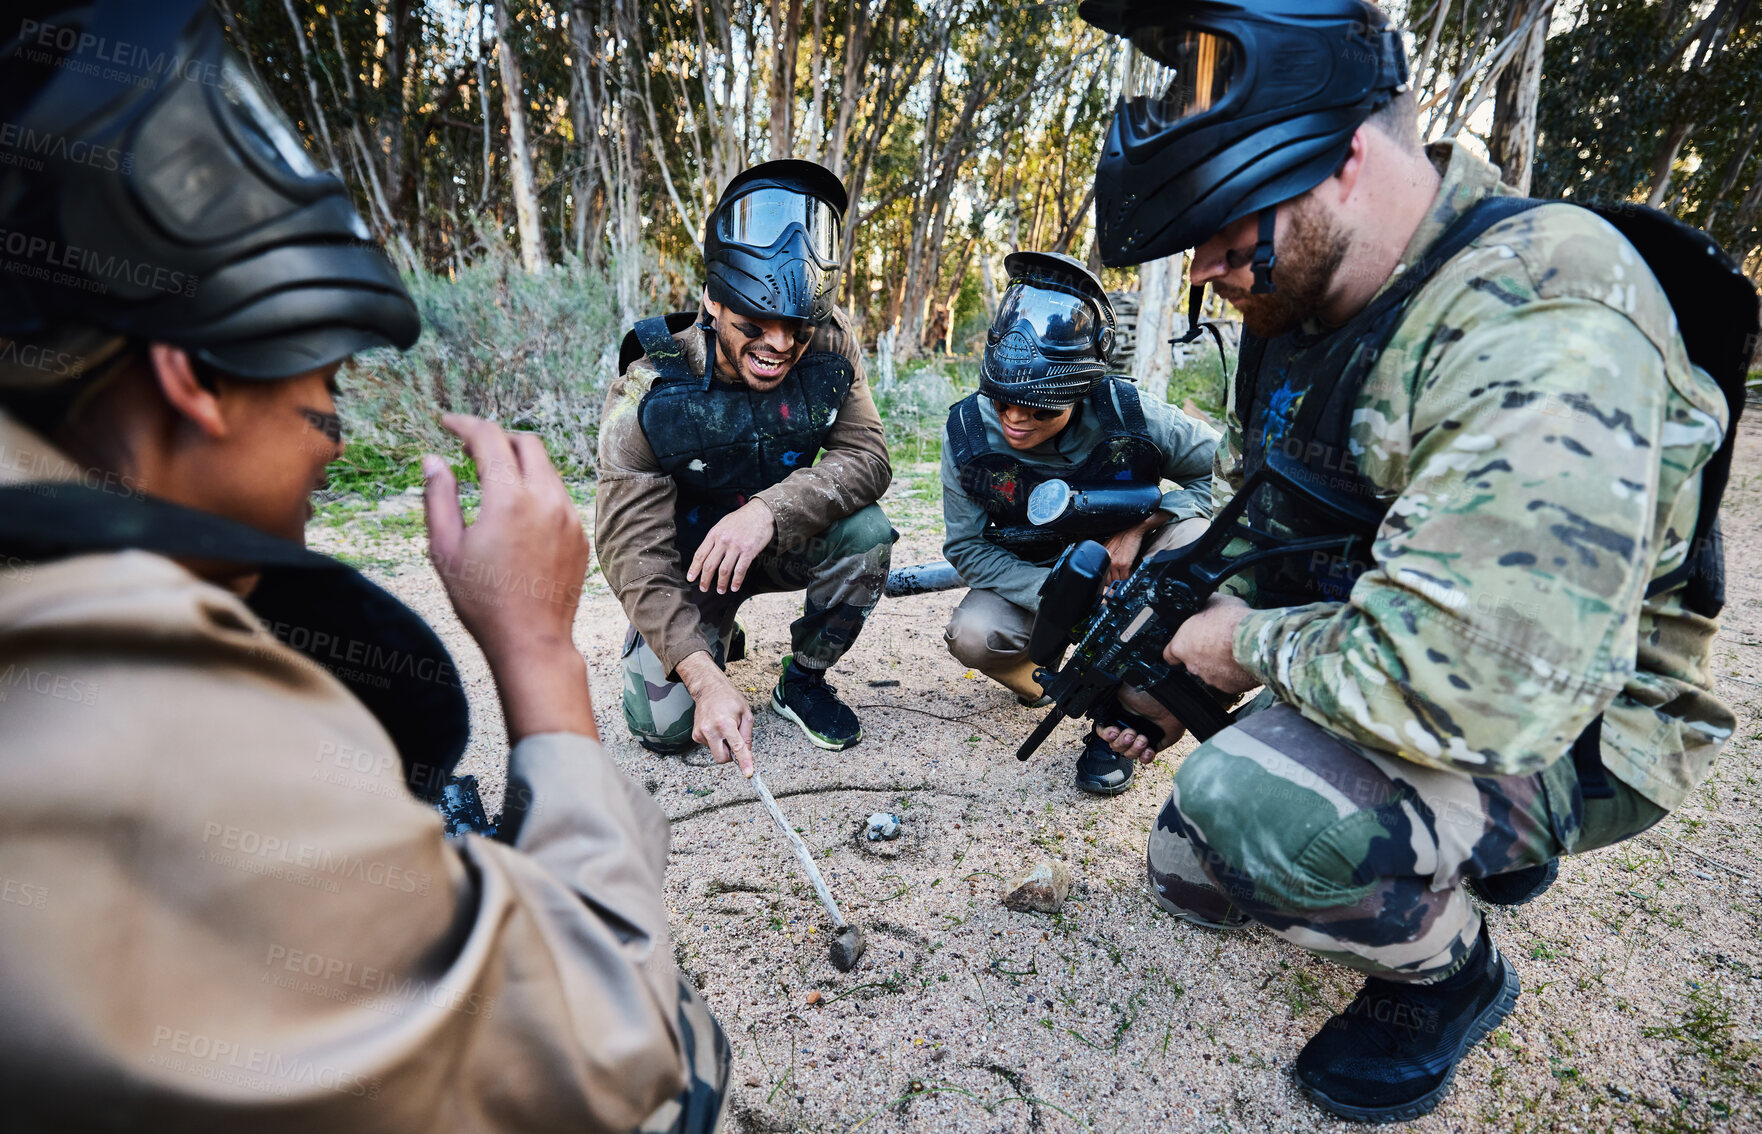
[
  {"xmin": 941, "ymin": 251, "xmax": 1217, "ymax": 795},
  {"xmin": 598, "ymin": 161, "xmax": 894, "ymax": 766}
]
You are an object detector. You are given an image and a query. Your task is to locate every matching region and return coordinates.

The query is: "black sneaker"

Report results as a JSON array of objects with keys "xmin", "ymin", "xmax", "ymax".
[
  {"xmin": 1074, "ymin": 731, "xmax": 1135, "ymax": 796},
  {"xmin": 771, "ymin": 655, "xmax": 861, "ymax": 750},
  {"xmin": 1017, "ymin": 692, "xmax": 1053, "ymax": 708},
  {"xmin": 1296, "ymin": 929, "xmax": 1520, "ymax": 1122},
  {"xmin": 1465, "ymin": 859, "xmax": 1559, "ymax": 907},
  {"xmin": 726, "ymin": 622, "xmax": 747, "ymax": 664}
]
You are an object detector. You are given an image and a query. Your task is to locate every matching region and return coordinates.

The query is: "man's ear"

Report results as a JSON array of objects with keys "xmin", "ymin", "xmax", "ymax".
[
  {"xmin": 1327, "ymin": 127, "xmax": 1370, "ymax": 205},
  {"xmin": 701, "ymin": 291, "xmax": 721, "ymax": 322},
  {"xmin": 147, "ymin": 344, "xmax": 229, "ymax": 440}
]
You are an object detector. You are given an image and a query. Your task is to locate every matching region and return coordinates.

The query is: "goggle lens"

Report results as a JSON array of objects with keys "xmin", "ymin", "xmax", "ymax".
[
  {"xmin": 993, "ymin": 282, "xmax": 1097, "ymax": 350},
  {"xmin": 716, "ymin": 187, "xmax": 841, "ymax": 261},
  {"xmin": 1124, "ymin": 29, "xmax": 1237, "ymax": 129}
]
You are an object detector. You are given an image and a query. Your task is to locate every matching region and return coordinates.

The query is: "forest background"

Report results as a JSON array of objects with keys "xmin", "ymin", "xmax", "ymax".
[{"xmin": 219, "ymin": 0, "xmax": 1762, "ymax": 484}]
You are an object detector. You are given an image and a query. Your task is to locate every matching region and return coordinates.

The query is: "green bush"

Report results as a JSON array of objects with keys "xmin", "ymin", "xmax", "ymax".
[
  {"xmin": 1165, "ymin": 348, "xmax": 1230, "ymax": 422},
  {"xmin": 338, "ymin": 250, "xmax": 629, "ymax": 482},
  {"xmin": 873, "ymin": 354, "xmax": 978, "ymax": 467}
]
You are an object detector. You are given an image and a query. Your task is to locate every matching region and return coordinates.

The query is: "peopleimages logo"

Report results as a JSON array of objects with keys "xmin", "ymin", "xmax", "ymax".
[
  {"xmin": 0, "ymin": 122, "xmax": 131, "ymax": 173},
  {"xmin": 16, "ymin": 19, "xmax": 228, "ymax": 92},
  {"xmin": 0, "ymin": 227, "xmax": 198, "ymax": 298}
]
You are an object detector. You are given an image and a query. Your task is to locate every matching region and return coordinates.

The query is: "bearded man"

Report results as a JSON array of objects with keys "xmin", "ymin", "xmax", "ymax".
[{"xmin": 1079, "ymin": 0, "xmax": 1753, "ymax": 1121}]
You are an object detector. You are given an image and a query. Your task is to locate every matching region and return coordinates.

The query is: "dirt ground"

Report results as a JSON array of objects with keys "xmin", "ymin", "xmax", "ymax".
[{"xmin": 310, "ymin": 420, "xmax": 1762, "ymax": 1134}]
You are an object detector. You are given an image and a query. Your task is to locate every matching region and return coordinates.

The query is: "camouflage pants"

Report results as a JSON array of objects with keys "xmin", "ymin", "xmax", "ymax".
[
  {"xmin": 1152, "ymin": 698, "xmax": 1667, "ymax": 984},
  {"xmin": 621, "ymin": 505, "xmax": 895, "ymax": 748},
  {"xmin": 635, "ymin": 978, "xmax": 731, "ymax": 1134}
]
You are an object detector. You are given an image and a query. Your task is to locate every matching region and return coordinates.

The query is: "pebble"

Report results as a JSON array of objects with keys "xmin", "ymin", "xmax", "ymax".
[
  {"xmin": 1002, "ymin": 860, "xmax": 1072, "ymax": 913},
  {"xmin": 865, "ymin": 812, "xmax": 902, "ymax": 841}
]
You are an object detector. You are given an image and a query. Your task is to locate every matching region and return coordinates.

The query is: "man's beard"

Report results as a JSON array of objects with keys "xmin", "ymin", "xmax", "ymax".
[
  {"xmin": 712, "ymin": 322, "xmax": 799, "ymax": 389},
  {"xmin": 1214, "ymin": 199, "xmax": 1349, "ymax": 339}
]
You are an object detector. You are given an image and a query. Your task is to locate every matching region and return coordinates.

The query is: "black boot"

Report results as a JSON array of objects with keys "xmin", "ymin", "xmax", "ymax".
[
  {"xmin": 770, "ymin": 655, "xmax": 861, "ymax": 750},
  {"xmin": 1465, "ymin": 859, "xmax": 1559, "ymax": 906},
  {"xmin": 1074, "ymin": 730, "xmax": 1135, "ymax": 796},
  {"xmin": 1295, "ymin": 928, "xmax": 1520, "ymax": 1122}
]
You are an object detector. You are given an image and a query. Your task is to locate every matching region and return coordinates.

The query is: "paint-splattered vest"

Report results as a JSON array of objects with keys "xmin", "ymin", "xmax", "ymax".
[
  {"xmin": 628, "ymin": 314, "xmax": 853, "ymax": 560},
  {"xmin": 945, "ymin": 378, "xmax": 1164, "ymax": 565}
]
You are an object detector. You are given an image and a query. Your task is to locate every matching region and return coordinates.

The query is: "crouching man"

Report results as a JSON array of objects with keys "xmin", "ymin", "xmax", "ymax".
[
  {"xmin": 941, "ymin": 251, "xmax": 1217, "ymax": 795},
  {"xmin": 1081, "ymin": 0, "xmax": 1749, "ymax": 1121},
  {"xmin": 598, "ymin": 161, "xmax": 894, "ymax": 766}
]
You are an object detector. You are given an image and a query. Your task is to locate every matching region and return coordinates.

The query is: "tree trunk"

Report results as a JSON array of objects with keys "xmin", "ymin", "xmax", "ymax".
[
  {"xmin": 1132, "ymin": 255, "xmax": 1183, "ymax": 388},
  {"xmin": 1647, "ymin": 117, "xmax": 1695, "ymax": 208},
  {"xmin": 768, "ymin": 0, "xmax": 803, "ymax": 159},
  {"xmin": 1488, "ymin": 0, "xmax": 1555, "ymax": 194},
  {"xmin": 494, "ymin": 1, "xmax": 547, "ymax": 271}
]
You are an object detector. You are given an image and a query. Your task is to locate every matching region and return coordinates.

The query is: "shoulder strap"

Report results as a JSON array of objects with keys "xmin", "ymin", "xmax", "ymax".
[
  {"xmin": 621, "ymin": 312, "xmax": 700, "ymax": 382},
  {"xmin": 946, "ymin": 394, "xmax": 989, "ymax": 467},
  {"xmin": 1095, "ymin": 377, "xmax": 1147, "ymax": 435}
]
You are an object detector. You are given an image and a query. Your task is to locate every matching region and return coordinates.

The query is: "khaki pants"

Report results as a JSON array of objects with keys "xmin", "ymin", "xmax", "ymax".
[{"xmin": 944, "ymin": 518, "xmax": 1208, "ymax": 699}]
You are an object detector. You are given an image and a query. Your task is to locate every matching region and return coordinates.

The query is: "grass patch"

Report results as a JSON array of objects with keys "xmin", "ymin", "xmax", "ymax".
[{"xmin": 1165, "ymin": 350, "xmax": 1229, "ymax": 421}]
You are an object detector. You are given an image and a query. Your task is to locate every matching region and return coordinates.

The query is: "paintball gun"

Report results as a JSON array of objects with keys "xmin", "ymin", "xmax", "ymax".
[
  {"xmin": 983, "ymin": 479, "xmax": 1166, "ymax": 563},
  {"xmin": 1015, "ymin": 456, "xmax": 1383, "ymax": 760}
]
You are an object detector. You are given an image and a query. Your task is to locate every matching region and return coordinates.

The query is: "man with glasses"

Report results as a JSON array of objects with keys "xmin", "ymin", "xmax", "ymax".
[
  {"xmin": 598, "ymin": 160, "xmax": 894, "ymax": 766},
  {"xmin": 0, "ymin": 1, "xmax": 725, "ymax": 1128},
  {"xmin": 941, "ymin": 251, "xmax": 1217, "ymax": 795},
  {"xmin": 1078, "ymin": 0, "xmax": 1752, "ymax": 1121}
]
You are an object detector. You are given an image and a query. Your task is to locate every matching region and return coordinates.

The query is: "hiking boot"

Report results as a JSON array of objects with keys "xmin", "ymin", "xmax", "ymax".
[
  {"xmin": 1074, "ymin": 730, "xmax": 1134, "ymax": 795},
  {"xmin": 771, "ymin": 655, "xmax": 861, "ymax": 750},
  {"xmin": 638, "ymin": 736, "xmax": 696, "ymax": 756},
  {"xmin": 1296, "ymin": 928, "xmax": 1520, "ymax": 1123},
  {"xmin": 1466, "ymin": 859, "xmax": 1559, "ymax": 907}
]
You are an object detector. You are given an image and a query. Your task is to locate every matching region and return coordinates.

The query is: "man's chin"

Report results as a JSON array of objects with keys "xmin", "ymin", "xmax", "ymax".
[
  {"xmin": 741, "ymin": 369, "xmax": 789, "ymax": 392},
  {"xmin": 1222, "ymin": 294, "xmax": 1304, "ymax": 340}
]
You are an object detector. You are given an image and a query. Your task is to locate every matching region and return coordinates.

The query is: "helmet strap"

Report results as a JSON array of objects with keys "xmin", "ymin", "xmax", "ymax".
[
  {"xmin": 1173, "ymin": 282, "xmax": 1230, "ymax": 378},
  {"xmin": 1251, "ymin": 207, "xmax": 1279, "ymax": 295}
]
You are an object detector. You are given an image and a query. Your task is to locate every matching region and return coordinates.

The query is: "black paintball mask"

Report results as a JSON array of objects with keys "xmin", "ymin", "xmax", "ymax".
[
  {"xmin": 704, "ymin": 160, "xmax": 847, "ymax": 327},
  {"xmin": 1079, "ymin": 0, "xmax": 1408, "ymax": 329},
  {"xmin": 0, "ymin": 0, "xmax": 419, "ymax": 381},
  {"xmin": 980, "ymin": 251, "xmax": 1118, "ymax": 411}
]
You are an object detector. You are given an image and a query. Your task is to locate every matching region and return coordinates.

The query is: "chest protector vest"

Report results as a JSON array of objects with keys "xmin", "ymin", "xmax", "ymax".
[
  {"xmin": 1237, "ymin": 195, "xmax": 1756, "ymax": 616},
  {"xmin": 627, "ymin": 313, "xmax": 853, "ymax": 559},
  {"xmin": 946, "ymin": 378, "xmax": 1165, "ymax": 564}
]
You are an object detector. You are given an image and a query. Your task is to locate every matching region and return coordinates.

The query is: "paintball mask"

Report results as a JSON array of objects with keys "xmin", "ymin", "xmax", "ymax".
[
  {"xmin": 979, "ymin": 250, "xmax": 1118, "ymax": 410},
  {"xmin": 1079, "ymin": 0, "xmax": 1409, "ymax": 283},
  {"xmin": 704, "ymin": 160, "xmax": 847, "ymax": 325},
  {"xmin": 0, "ymin": 0, "xmax": 419, "ymax": 381}
]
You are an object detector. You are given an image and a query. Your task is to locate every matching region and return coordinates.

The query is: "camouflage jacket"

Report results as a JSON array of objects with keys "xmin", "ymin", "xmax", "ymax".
[
  {"xmin": 596, "ymin": 305, "xmax": 890, "ymax": 677},
  {"xmin": 1224, "ymin": 142, "xmax": 1734, "ymax": 809}
]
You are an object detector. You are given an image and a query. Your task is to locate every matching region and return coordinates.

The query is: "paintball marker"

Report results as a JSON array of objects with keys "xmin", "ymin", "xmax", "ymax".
[
  {"xmin": 1015, "ymin": 456, "xmax": 1382, "ymax": 760},
  {"xmin": 984, "ymin": 479, "xmax": 1166, "ymax": 563}
]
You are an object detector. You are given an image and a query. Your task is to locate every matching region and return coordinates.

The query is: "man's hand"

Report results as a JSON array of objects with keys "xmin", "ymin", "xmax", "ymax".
[
  {"xmin": 1166, "ymin": 594, "xmax": 1259, "ymax": 695},
  {"xmin": 424, "ymin": 414, "xmax": 596, "ymax": 741},
  {"xmin": 687, "ymin": 499, "xmax": 776, "ymax": 594},
  {"xmin": 1099, "ymin": 684, "xmax": 1186, "ymax": 764},
  {"xmin": 676, "ymin": 652, "xmax": 756, "ymax": 775},
  {"xmin": 1101, "ymin": 511, "xmax": 1170, "ymax": 582}
]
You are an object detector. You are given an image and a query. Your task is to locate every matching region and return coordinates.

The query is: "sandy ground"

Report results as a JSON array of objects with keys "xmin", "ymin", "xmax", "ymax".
[{"xmin": 310, "ymin": 423, "xmax": 1762, "ymax": 1134}]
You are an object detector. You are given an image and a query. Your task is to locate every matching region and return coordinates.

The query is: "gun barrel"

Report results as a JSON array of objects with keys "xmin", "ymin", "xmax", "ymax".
[
  {"xmin": 1015, "ymin": 708, "xmax": 1066, "ymax": 761},
  {"xmin": 884, "ymin": 560, "xmax": 965, "ymax": 598}
]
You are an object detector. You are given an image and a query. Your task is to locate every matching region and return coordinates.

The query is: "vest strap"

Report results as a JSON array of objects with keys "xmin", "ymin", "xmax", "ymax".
[{"xmin": 633, "ymin": 315, "xmax": 698, "ymax": 384}]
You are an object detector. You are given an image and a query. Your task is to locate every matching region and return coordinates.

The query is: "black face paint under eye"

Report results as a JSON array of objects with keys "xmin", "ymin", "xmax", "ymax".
[{"xmin": 301, "ymin": 408, "xmax": 343, "ymax": 444}]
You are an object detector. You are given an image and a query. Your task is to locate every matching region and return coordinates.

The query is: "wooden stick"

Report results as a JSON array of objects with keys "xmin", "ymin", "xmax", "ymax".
[{"xmin": 750, "ymin": 771, "xmax": 849, "ymax": 929}]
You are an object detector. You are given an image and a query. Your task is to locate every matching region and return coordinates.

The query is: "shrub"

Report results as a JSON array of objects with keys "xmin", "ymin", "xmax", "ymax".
[{"xmin": 338, "ymin": 250, "xmax": 630, "ymax": 481}]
